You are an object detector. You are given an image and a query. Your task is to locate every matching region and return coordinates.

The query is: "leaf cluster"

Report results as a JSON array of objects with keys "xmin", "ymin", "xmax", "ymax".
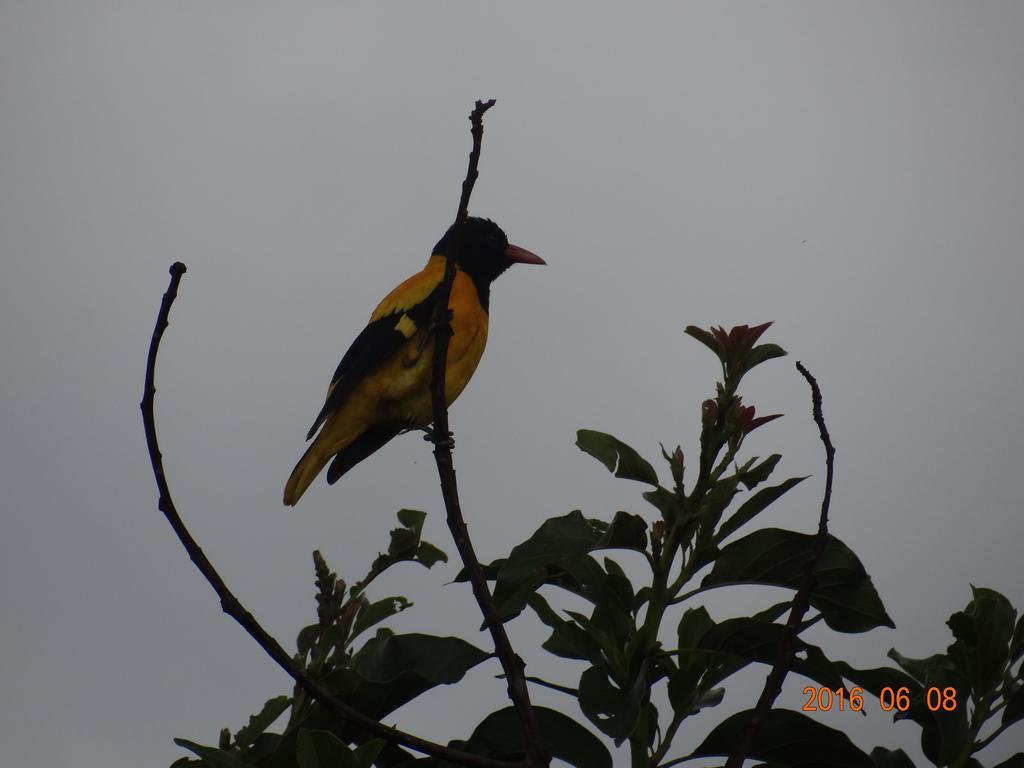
[
  {"xmin": 171, "ymin": 511, "xmax": 485, "ymax": 768},
  {"xmin": 169, "ymin": 324, "xmax": 1023, "ymax": 768},
  {"xmin": 844, "ymin": 586, "xmax": 1024, "ymax": 768}
]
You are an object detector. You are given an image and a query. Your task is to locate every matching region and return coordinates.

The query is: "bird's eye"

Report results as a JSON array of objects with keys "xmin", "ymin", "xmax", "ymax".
[{"xmin": 486, "ymin": 235, "xmax": 499, "ymax": 248}]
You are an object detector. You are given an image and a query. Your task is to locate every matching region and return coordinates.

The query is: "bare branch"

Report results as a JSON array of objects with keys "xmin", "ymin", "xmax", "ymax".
[
  {"xmin": 724, "ymin": 361, "xmax": 835, "ymax": 768},
  {"xmin": 142, "ymin": 263, "xmax": 520, "ymax": 768},
  {"xmin": 428, "ymin": 100, "xmax": 549, "ymax": 767}
]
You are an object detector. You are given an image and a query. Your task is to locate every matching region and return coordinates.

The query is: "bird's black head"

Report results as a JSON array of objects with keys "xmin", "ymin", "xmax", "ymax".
[{"xmin": 432, "ymin": 217, "xmax": 544, "ymax": 308}]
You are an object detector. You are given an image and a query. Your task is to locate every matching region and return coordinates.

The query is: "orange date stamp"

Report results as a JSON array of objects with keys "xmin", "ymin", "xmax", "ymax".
[{"xmin": 801, "ymin": 686, "xmax": 959, "ymax": 713}]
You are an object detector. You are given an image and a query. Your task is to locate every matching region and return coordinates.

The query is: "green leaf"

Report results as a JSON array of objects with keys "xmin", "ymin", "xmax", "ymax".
[
  {"xmin": 691, "ymin": 709, "xmax": 872, "ymax": 767},
  {"xmin": 585, "ymin": 564, "xmax": 636, "ymax": 648},
  {"xmin": 239, "ymin": 734, "xmax": 281, "ymax": 767},
  {"xmin": 576, "ymin": 429, "xmax": 659, "ymax": 485},
  {"xmin": 413, "ymin": 541, "xmax": 447, "ymax": 568},
  {"xmin": 458, "ymin": 706, "xmax": 612, "ymax": 768},
  {"xmin": 594, "ymin": 511, "xmax": 649, "ymax": 553},
  {"xmin": 702, "ymin": 528, "xmax": 894, "ymax": 632},
  {"xmin": 546, "ymin": 553, "xmax": 610, "ymax": 606},
  {"xmin": 690, "ymin": 541, "xmax": 720, "ymax": 573},
  {"xmin": 359, "ymin": 509, "xmax": 446, "ymax": 586},
  {"xmin": 1003, "ymin": 683, "xmax": 1024, "ymax": 729},
  {"xmin": 491, "ymin": 575, "xmax": 552, "ymax": 624},
  {"xmin": 528, "ymin": 593, "xmax": 607, "ymax": 665},
  {"xmin": 1011, "ymin": 612, "xmax": 1024, "ymax": 664},
  {"xmin": 326, "ymin": 633, "xmax": 488, "ymax": 720},
  {"xmin": 912, "ymin": 666, "xmax": 970, "ymax": 767},
  {"xmin": 296, "ymin": 729, "xmax": 357, "ymax": 768},
  {"xmin": 262, "ymin": 716, "xmax": 411, "ymax": 768},
  {"xmin": 947, "ymin": 585, "xmax": 1016, "ymax": 697},
  {"xmin": 577, "ymin": 666, "xmax": 628, "ymax": 741},
  {"xmin": 697, "ymin": 617, "xmax": 844, "ymax": 690},
  {"xmin": 716, "ymin": 476, "xmax": 808, "ymax": 544},
  {"xmin": 685, "ymin": 325, "xmax": 722, "ymax": 358},
  {"xmin": 667, "ymin": 662, "xmax": 725, "ymax": 717},
  {"xmin": 669, "ymin": 607, "xmax": 715, "ymax": 710},
  {"xmin": 692, "ymin": 687, "xmax": 724, "ymax": 712},
  {"xmin": 642, "ymin": 485, "xmax": 687, "ymax": 524},
  {"xmin": 666, "ymin": 665, "xmax": 699, "ymax": 716},
  {"xmin": 756, "ymin": 600, "xmax": 795, "ymax": 623},
  {"xmin": 835, "ymin": 661, "xmax": 920, "ymax": 707},
  {"xmin": 886, "ymin": 651, "xmax": 957, "ymax": 687},
  {"xmin": 387, "ymin": 510, "xmax": 424, "ymax": 557},
  {"xmin": 565, "ymin": 609, "xmax": 620, "ymax": 665},
  {"xmin": 603, "ymin": 556, "xmax": 628, "ymax": 583},
  {"xmin": 746, "ymin": 343, "xmax": 788, "ymax": 371},
  {"xmin": 737, "ymin": 454, "xmax": 782, "ymax": 490},
  {"xmin": 453, "ymin": 558, "xmax": 504, "ymax": 584},
  {"xmin": 677, "ymin": 607, "xmax": 714, "ymax": 668},
  {"xmin": 869, "ymin": 747, "xmax": 917, "ymax": 768},
  {"xmin": 498, "ymin": 511, "xmax": 603, "ymax": 582},
  {"xmin": 396, "ymin": 507, "xmax": 426, "ymax": 532},
  {"xmin": 352, "ymin": 631, "xmax": 487, "ymax": 685},
  {"xmin": 578, "ymin": 665, "xmax": 647, "ymax": 745},
  {"xmin": 173, "ymin": 740, "xmax": 256, "ymax": 768},
  {"xmin": 491, "ymin": 511, "xmax": 606, "ymax": 619},
  {"xmin": 700, "ymin": 476, "xmax": 743, "ymax": 535},
  {"xmin": 350, "ymin": 596, "xmax": 412, "ymax": 641},
  {"xmin": 233, "ymin": 696, "xmax": 291, "ymax": 750},
  {"xmin": 351, "ymin": 739, "xmax": 386, "ymax": 768},
  {"xmin": 296, "ymin": 624, "xmax": 321, "ymax": 660},
  {"xmin": 849, "ymin": 654, "xmax": 969, "ymax": 767}
]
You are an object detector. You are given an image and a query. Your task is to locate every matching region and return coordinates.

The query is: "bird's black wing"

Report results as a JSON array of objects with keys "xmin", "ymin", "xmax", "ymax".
[{"xmin": 304, "ymin": 283, "xmax": 443, "ymax": 441}]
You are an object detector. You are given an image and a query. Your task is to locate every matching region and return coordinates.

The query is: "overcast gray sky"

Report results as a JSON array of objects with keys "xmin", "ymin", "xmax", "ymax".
[{"xmin": 2, "ymin": 3, "xmax": 1023, "ymax": 766}]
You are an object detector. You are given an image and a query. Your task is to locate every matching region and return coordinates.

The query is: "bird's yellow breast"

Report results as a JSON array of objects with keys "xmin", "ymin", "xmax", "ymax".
[
  {"xmin": 320, "ymin": 261, "xmax": 489, "ymax": 452},
  {"xmin": 373, "ymin": 268, "xmax": 489, "ymax": 424}
]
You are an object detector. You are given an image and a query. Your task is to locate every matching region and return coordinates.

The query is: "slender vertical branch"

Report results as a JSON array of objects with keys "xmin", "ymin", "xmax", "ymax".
[
  {"xmin": 142, "ymin": 263, "xmax": 519, "ymax": 768},
  {"xmin": 797, "ymin": 361, "xmax": 836, "ymax": 539},
  {"xmin": 724, "ymin": 361, "xmax": 835, "ymax": 768},
  {"xmin": 455, "ymin": 99, "xmax": 495, "ymax": 222},
  {"xmin": 428, "ymin": 99, "xmax": 549, "ymax": 767}
]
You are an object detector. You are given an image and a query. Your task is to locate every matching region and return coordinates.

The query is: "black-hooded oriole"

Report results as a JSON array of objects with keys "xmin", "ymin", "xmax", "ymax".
[{"xmin": 284, "ymin": 217, "xmax": 544, "ymax": 506}]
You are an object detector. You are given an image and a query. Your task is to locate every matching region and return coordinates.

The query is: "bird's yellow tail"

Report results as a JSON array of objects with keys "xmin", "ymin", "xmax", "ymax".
[
  {"xmin": 284, "ymin": 422, "xmax": 403, "ymax": 505},
  {"xmin": 283, "ymin": 441, "xmax": 331, "ymax": 506}
]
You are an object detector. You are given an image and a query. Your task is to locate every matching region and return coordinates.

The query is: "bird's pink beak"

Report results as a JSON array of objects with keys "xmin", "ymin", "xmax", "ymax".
[{"xmin": 505, "ymin": 244, "xmax": 546, "ymax": 266}]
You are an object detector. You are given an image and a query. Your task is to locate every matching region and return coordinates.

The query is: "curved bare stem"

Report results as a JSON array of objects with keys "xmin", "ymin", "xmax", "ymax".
[{"xmin": 142, "ymin": 262, "xmax": 520, "ymax": 768}]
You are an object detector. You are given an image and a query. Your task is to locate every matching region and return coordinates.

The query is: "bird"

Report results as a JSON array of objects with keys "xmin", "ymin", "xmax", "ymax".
[{"xmin": 283, "ymin": 217, "xmax": 545, "ymax": 506}]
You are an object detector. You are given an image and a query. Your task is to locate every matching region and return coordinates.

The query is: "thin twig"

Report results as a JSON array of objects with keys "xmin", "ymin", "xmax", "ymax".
[
  {"xmin": 455, "ymin": 99, "xmax": 496, "ymax": 222},
  {"xmin": 428, "ymin": 100, "xmax": 549, "ymax": 767},
  {"xmin": 142, "ymin": 263, "xmax": 519, "ymax": 768},
  {"xmin": 724, "ymin": 361, "xmax": 835, "ymax": 768}
]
